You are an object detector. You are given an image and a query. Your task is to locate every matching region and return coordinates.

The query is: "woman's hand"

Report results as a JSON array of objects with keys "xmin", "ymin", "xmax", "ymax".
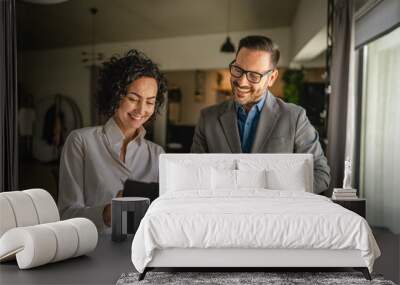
[{"xmin": 103, "ymin": 190, "xmax": 124, "ymax": 227}]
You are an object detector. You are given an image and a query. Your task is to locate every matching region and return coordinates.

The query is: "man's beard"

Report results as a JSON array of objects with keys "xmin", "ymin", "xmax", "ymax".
[
  {"xmin": 232, "ymin": 80, "xmax": 265, "ymax": 105},
  {"xmin": 232, "ymin": 80, "xmax": 251, "ymax": 100}
]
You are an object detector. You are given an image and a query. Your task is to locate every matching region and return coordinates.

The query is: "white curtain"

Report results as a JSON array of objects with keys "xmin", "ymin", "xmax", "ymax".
[{"xmin": 360, "ymin": 27, "xmax": 400, "ymax": 234}]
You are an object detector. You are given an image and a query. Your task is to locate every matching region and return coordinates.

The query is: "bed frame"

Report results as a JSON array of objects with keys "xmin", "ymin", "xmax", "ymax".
[
  {"xmin": 139, "ymin": 248, "xmax": 371, "ymax": 280},
  {"xmin": 138, "ymin": 154, "xmax": 372, "ymax": 281}
]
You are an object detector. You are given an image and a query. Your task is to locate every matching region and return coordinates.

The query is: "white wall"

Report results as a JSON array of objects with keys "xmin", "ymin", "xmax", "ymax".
[
  {"xmin": 291, "ymin": 0, "xmax": 327, "ymax": 61},
  {"xmin": 20, "ymin": 27, "xmax": 291, "ymax": 129},
  {"xmin": 300, "ymin": 51, "xmax": 326, "ymax": 68}
]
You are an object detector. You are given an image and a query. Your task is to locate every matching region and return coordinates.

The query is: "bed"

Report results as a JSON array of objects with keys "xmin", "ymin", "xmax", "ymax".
[{"xmin": 131, "ymin": 154, "xmax": 380, "ymax": 280}]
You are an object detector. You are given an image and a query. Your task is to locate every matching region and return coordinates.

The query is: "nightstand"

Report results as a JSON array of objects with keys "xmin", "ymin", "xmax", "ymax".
[
  {"xmin": 111, "ymin": 197, "xmax": 150, "ymax": 242},
  {"xmin": 332, "ymin": 198, "xmax": 366, "ymax": 218}
]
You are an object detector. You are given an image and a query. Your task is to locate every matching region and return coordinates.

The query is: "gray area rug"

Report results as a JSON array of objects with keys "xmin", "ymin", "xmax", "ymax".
[{"xmin": 117, "ymin": 271, "xmax": 396, "ymax": 285}]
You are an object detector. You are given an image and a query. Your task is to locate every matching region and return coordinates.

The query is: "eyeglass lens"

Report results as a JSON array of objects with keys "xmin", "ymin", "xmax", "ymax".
[{"xmin": 230, "ymin": 65, "xmax": 261, "ymax": 83}]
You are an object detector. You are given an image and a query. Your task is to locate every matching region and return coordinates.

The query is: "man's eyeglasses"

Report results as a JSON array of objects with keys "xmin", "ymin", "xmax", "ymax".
[{"xmin": 229, "ymin": 61, "xmax": 274, "ymax": 84}]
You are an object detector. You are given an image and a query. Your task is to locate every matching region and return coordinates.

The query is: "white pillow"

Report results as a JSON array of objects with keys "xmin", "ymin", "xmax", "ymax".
[
  {"xmin": 237, "ymin": 169, "xmax": 267, "ymax": 188},
  {"xmin": 211, "ymin": 169, "xmax": 267, "ymax": 190},
  {"xmin": 212, "ymin": 168, "xmax": 236, "ymax": 190},
  {"xmin": 266, "ymin": 162, "xmax": 307, "ymax": 191},
  {"xmin": 238, "ymin": 159, "xmax": 309, "ymax": 192},
  {"xmin": 167, "ymin": 162, "xmax": 211, "ymax": 191}
]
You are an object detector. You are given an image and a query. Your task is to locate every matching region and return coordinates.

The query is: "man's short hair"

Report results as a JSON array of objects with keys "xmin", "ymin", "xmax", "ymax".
[{"xmin": 237, "ymin": 35, "xmax": 280, "ymax": 68}]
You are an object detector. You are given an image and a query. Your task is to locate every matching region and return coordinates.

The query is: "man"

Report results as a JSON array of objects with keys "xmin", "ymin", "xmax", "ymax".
[{"xmin": 191, "ymin": 35, "xmax": 330, "ymax": 194}]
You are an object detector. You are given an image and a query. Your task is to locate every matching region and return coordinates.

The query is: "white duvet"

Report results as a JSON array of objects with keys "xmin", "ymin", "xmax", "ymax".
[{"xmin": 131, "ymin": 190, "xmax": 380, "ymax": 273}]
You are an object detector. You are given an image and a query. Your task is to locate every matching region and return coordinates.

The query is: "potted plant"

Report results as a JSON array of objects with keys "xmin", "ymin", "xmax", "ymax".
[{"xmin": 282, "ymin": 69, "xmax": 304, "ymax": 105}]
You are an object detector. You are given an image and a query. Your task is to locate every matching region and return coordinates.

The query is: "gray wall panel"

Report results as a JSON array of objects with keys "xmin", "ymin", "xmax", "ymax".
[{"xmin": 355, "ymin": 0, "xmax": 400, "ymax": 48}]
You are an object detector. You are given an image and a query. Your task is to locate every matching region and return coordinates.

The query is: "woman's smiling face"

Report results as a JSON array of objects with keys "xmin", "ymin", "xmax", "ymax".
[{"xmin": 114, "ymin": 76, "xmax": 158, "ymax": 135}]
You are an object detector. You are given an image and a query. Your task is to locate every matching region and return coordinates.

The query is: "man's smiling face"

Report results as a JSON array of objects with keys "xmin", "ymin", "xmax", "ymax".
[{"xmin": 230, "ymin": 47, "xmax": 278, "ymax": 110}]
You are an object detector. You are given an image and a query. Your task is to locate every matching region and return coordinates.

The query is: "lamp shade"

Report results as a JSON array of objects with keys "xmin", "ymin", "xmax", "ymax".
[{"xmin": 220, "ymin": 36, "xmax": 235, "ymax": 53}]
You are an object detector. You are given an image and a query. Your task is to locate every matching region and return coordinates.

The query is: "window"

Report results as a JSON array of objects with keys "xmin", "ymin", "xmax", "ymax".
[{"xmin": 359, "ymin": 27, "xmax": 400, "ymax": 234}]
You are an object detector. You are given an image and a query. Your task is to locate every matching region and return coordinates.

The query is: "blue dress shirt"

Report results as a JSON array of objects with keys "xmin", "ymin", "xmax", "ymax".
[{"xmin": 235, "ymin": 94, "xmax": 267, "ymax": 153}]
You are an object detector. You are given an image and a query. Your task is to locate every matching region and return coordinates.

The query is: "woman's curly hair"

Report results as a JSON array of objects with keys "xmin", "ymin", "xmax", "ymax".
[{"xmin": 97, "ymin": 49, "xmax": 167, "ymax": 124}]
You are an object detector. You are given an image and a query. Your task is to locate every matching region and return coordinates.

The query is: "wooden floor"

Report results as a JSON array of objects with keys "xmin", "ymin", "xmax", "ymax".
[{"xmin": 372, "ymin": 227, "xmax": 400, "ymax": 284}]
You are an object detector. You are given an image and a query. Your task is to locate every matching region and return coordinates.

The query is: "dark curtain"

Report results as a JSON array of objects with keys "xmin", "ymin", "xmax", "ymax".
[
  {"xmin": 0, "ymin": 0, "xmax": 18, "ymax": 192},
  {"xmin": 326, "ymin": 0, "xmax": 354, "ymax": 195}
]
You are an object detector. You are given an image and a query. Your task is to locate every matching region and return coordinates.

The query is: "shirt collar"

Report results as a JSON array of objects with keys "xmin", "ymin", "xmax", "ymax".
[
  {"xmin": 255, "ymin": 92, "xmax": 267, "ymax": 112},
  {"xmin": 103, "ymin": 117, "xmax": 146, "ymax": 147}
]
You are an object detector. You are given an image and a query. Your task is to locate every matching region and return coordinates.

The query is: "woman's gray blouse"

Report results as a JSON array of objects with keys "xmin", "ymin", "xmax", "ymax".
[{"xmin": 58, "ymin": 118, "xmax": 164, "ymax": 231}]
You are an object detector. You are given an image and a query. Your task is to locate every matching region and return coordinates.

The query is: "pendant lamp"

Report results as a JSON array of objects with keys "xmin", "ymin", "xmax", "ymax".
[{"xmin": 220, "ymin": 0, "xmax": 235, "ymax": 53}]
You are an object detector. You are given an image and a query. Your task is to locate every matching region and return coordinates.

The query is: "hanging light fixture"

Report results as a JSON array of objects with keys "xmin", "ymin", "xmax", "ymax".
[
  {"xmin": 220, "ymin": 0, "xmax": 235, "ymax": 53},
  {"xmin": 81, "ymin": 7, "xmax": 104, "ymax": 65}
]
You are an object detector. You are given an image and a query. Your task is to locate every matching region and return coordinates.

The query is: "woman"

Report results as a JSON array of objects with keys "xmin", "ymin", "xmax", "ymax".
[{"xmin": 58, "ymin": 49, "xmax": 167, "ymax": 230}]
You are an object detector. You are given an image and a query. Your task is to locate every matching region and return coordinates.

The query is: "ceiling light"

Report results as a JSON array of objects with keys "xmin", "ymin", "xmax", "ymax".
[
  {"xmin": 220, "ymin": 36, "xmax": 235, "ymax": 53},
  {"xmin": 220, "ymin": 0, "xmax": 235, "ymax": 53}
]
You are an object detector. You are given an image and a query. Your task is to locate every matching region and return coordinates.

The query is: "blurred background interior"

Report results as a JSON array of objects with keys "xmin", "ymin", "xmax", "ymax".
[{"xmin": 17, "ymin": 0, "xmax": 340, "ymax": 198}]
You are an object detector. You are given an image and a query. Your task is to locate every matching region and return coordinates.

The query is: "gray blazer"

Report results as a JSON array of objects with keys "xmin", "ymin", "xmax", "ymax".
[{"xmin": 191, "ymin": 93, "xmax": 330, "ymax": 194}]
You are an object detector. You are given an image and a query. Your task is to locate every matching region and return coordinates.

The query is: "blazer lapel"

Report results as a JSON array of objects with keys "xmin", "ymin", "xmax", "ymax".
[
  {"xmin": 218, "ymin": 101, "xmax": 242, "ymax": 153},
  {"xmin": 251, "ymin": 92, "xmax": 281, "ymax": 153}
]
